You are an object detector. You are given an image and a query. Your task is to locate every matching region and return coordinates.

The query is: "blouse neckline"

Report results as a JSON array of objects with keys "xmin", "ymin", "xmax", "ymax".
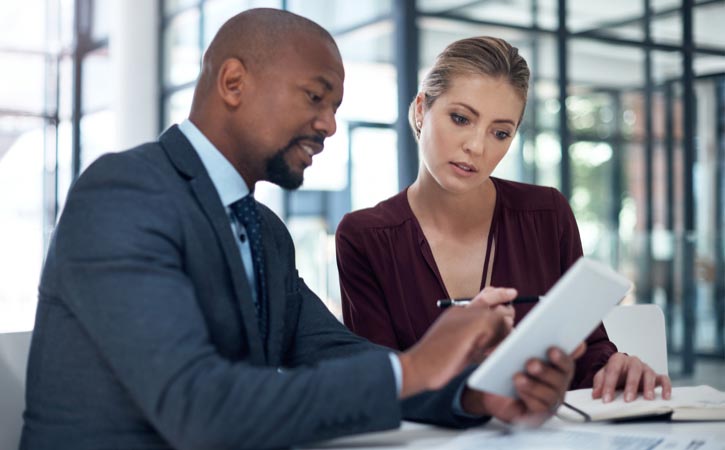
[{"xmin": 399, "ymin": 177, "xmax": 502, "ymax": 297}]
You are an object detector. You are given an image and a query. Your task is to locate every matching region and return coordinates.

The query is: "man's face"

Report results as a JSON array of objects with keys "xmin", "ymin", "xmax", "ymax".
[{"xmin": 236, "ymin": 33, "xmax": 344, "ymax": 190}]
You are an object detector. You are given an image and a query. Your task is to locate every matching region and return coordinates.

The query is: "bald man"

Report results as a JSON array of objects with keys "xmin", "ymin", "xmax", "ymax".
[{"xmin": 21, "ymin": 8, "xmax": 577, "ymax": 449}]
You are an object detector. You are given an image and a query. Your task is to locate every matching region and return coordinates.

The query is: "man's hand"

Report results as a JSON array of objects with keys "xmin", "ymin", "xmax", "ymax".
[
  {"xmin": 461, "ymin": 343, "xmax": 586, "ymax": 426},
  {"xmin": 398, "ymin": 288, "xmax": 517, "ymax": 398},
  {"xmin": 592, "ymin": 353, "xmax": 672, "ymax": 403}
]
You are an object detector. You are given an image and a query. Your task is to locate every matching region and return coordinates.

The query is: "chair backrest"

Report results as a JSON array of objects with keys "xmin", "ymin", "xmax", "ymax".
[
  {"xmin": 0, "ymin": 330, "xmax": 32, "ymax": 450},
  {"xmin": 602, "ymin": 304, "xmax": 668, "ymax": 375}
]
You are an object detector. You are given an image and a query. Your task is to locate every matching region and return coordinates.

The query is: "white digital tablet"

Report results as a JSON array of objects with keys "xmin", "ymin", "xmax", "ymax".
[{"xmin": 466, "ymin": 257, "xmax": 631, "ymax": 398}]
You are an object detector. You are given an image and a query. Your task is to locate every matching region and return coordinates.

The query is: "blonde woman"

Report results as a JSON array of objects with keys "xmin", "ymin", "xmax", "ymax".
[{"xmin": 336, "ymin": 36, "xmax": 671, "ymax": 420}]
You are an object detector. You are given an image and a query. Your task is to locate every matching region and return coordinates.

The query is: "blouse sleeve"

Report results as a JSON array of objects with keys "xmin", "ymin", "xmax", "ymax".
[
  {"xmin": 552, "ymin": 188, "xmax": 618, "ymax": 389},
  {"xmin": 336, "ymin": 215, "xmax": 400, "ymax": 350}
]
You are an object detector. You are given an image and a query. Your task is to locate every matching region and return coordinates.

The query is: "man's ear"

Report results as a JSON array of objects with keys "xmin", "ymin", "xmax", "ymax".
[{"xmin": 217, "ymin": 57, "xmax": 248, "ymax": 108}]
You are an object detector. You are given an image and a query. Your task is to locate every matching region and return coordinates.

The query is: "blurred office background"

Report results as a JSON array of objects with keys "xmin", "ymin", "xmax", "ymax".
[{"xmin": 1, "ymin": 0, "xmax": 723, "ymax": 383}]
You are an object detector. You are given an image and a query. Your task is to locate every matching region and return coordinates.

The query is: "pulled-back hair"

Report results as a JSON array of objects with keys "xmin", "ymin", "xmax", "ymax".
[{"xmin": 409, "ymin": 36, "xmax": 530, "ymax": 141}]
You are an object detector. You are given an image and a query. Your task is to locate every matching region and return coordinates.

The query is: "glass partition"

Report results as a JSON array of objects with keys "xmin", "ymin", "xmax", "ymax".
[{"xmin": 152, "ymin": 0, "xmax": 724, "ymax": 374}]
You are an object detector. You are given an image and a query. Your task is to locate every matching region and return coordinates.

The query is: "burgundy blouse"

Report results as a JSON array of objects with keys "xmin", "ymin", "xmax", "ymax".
[{"xmin": 336, "ymin": 177, "xmax": 617, "ymax": 389}]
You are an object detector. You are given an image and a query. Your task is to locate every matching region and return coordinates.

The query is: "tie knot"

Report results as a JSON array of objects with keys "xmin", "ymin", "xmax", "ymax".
[{"xmin": 231, "ymin": 195, "xmax": 259, "ymax": 229}]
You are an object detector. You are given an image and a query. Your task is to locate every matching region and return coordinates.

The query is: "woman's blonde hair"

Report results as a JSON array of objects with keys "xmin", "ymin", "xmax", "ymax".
[{"xmin": 409, "ymin": 36, "xmax": 530, "ymax": 141}]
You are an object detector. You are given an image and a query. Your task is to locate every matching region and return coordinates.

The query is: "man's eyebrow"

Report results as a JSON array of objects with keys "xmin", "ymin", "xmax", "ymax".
[
  {"xmin": 314, "ymin": 76, "xmax": 342, "ymax": 110},
  {"xmin": 315, "ymin": 76, "xmax": 333, "ymax": 92}
]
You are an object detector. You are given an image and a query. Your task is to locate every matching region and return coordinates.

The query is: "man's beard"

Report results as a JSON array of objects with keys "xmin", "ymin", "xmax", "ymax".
[{"xmin": 265, "ymin": 136, "xmax": 323, "ymax": 190}]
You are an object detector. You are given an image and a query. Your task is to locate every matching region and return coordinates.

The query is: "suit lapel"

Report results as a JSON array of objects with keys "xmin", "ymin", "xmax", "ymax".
[
  {"xmin": 159, "ymin": 126, "xmax": 266, "ymax": 364},
  {"xmin": 260, "ymin": 211, "xmax": 287, "ymax": 366}
]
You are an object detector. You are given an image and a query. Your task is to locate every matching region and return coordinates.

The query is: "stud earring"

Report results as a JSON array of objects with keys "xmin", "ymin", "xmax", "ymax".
[{"xmin": 416, "ymin": 121, "xmax": 422, "ymax": 128}]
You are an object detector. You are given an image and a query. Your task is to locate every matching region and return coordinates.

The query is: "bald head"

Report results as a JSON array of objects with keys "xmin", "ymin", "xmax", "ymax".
[
  {"xmin": 192, "ymin": 8, "xmax": 338, "ymax": 109},
  {"xmin": 186, "ymin": 8, "xmax": 345, "ymax": 190}
]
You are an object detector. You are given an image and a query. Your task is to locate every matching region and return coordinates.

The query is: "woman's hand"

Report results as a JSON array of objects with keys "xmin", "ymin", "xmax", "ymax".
[
  {"xmin": 471, "ymin": 286, "xmax": 516, "ymax": 330},
  {"xmin": 592, "ymin": 352, "xmax": 672, "ymax": 403}
]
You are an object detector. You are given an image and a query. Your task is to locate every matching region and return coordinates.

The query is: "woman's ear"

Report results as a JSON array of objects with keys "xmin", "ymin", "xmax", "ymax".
[
  {"xmin": 414, "ymin": 92, "xmax": 425, "ymax": 125},
  {"xmin": 217, "ymin": 57, "xmax": 248, "ymax": 108}
]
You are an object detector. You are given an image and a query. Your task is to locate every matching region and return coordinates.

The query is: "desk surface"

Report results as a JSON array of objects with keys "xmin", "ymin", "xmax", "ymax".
[{"xmin": 302, "ymin": 418, "xmax": 725, "ymax": 449}]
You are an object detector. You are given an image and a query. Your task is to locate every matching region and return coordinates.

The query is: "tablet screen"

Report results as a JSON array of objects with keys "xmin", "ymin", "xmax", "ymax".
[{"xmin": 466, "ymin": 257, "xmax": 631, "ymax": 398}]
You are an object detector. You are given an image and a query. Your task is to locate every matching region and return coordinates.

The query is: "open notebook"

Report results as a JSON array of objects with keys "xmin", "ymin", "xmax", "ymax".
[{"xmin": 558, "ymin": 385, "xmax": 725, "ymax": 422}]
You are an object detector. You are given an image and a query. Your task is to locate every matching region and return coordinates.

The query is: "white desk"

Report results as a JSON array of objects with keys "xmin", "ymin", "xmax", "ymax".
[{"xmin": 302, "ymin": 418, "xmax": 725, "ymax": 449}]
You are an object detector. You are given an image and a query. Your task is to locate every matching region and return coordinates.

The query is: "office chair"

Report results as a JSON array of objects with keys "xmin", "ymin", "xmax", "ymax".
[
  {"xmin": 0, "ymin": 330, "xmax": 32, "ymax": 450},
  {"xmin": 602, "ymin": 304, "xmax": 669, "ymax": 375}
]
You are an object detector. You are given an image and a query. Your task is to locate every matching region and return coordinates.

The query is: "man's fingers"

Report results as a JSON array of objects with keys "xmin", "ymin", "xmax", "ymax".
[
  {"xmin": 510, "ymin": 349, "xmax": 574, "ymax": 414},
  {"xmin": 401, "ymin": 300, "xmax": 512, "ymax": 396},
  {"xmin": 523, "ymin": 357, "xmax": 571, "ymax": 395},
  {"xmin": 547, "ymin": 347, "xmax": 575, "ymax": 377},
  {"xmin": 514, "ymin": 374, "xmax": 560, "ymax": 421},
  {"xmin": 498, "ymin": 399, "xmax": 528, "ymax": 424},
  {"xmin": 511, "ymin": 394, "xmax": 552, "ymax": 426},
  {"xmin": 519, "ymin": 350, "xmax": 575, "ymax": 409}
]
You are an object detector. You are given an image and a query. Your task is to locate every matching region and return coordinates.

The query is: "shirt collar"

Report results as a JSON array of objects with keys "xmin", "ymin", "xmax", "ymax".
[{"xmin": 178, "ymin": 119, "xmax": 250, "ymax": 206}]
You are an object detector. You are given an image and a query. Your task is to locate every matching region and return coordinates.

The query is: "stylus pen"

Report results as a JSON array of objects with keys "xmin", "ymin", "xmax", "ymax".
[{"xmin": 436, "ymin": 296, "xmax": 539, "ymax": 309}]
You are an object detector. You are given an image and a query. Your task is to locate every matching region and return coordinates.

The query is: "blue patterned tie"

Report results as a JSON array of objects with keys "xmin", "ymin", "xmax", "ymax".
[{"xmin": 230, "ymin": 194, "xmax": 267, "ymax": 342}]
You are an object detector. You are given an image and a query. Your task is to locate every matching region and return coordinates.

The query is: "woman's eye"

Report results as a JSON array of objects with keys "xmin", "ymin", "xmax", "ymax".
[
  {"xmin": 495, "ymin": 130, "xmax": 511, "ymax": 140},
  {"xmin": 308, "ymin": 91, "xmax": 322, "ymax": 103},
  {"xmin": 451, "ymin": 113, "xmax": 469, "ymax": 125}
]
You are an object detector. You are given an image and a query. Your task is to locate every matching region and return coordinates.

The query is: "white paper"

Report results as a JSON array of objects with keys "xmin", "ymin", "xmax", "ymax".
[{"xmin": 438, "ymin": 427, "xmax": 725, "ymax": 450}]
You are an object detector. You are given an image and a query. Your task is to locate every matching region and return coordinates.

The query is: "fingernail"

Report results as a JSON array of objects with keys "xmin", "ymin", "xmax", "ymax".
[
  {"xmin": 625, "ymin": 392, "xmax": 633, "ymax": 402},
  {"xmin": 528, "ymin": 361, "xmax": 541, "ymax": 374},
  {"xmin": 515, "ymin": 375, "xmax": 528, "ymax": 387},
  {"xmin": 551, "ymin": 349, "xmax": 562, "ymax": 362},
  {"xmin": 604, "ymin": 393, "xmax": 612, "ymax": 403},
  {"xmin": 645, "ymin": 391, "xmax": 654, "ymax": 400}
]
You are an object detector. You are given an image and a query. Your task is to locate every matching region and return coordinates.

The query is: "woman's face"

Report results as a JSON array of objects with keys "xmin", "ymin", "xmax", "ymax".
[{"xmin": 415, "ymin": 74, "xmax": 524, "ymax": 194}]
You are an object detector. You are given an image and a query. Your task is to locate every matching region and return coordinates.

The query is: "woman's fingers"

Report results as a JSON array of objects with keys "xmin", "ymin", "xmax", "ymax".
[{"xmin": 470, "ymin": 287, "xmax": 517, "ymax": 307}]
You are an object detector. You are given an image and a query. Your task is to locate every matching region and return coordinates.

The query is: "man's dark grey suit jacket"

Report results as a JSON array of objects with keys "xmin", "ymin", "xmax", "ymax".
[{"xmin": 20, "ymin": 126, "xmax": 486, "ymax": 449}]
